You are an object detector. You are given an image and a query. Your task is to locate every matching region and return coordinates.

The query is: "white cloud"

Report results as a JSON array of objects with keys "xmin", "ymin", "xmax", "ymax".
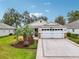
[
  {"xmin": 31, "ymin": 5, "xmax": 36, "ymax": 8},
  {"xmin": 45, "ymin": 10, "xmax": 50, "ymax": 13},
  {"xmin": 44, "ymin": 2, "xmax": 51, "ymax": 5},
  {"xmin": 30, "ymin": 13, "xmax": 43, "ymax": 17}
]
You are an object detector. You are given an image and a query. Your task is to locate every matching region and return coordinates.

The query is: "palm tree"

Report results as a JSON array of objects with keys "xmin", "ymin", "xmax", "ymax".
[
  {"xmin": 22, "ymin": 25, "xmax": 34, "ymax": 45},
  {"xmin": 15, "ymin": 24, "xmax": 34, "ymax": 47}
]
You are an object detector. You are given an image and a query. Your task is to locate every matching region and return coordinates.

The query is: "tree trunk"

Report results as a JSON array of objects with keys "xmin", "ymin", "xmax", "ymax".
[
  {"xmin": 28, "ymin": 35, "xmax": 33, "ymax": 44},
  {"xmin": 23, "ymin": 35, "xmax": 33, "ymax": 44}
]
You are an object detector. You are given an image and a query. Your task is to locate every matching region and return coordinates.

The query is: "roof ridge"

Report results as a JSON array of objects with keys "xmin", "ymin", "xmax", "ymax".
[
  {"xmin": 0, "ymin": 23, "xmax": 15, "ymax": 29},
  {"xmin": 65, "ymin": 20, "xmax": 79, "ymax": 29},
  {"xmin": 68, "ymin": 20, "xmax": 79, "ymax": 25}
]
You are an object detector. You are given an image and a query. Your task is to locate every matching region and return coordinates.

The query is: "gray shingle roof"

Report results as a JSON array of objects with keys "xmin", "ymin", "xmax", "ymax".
[
  {"xmin": 65, "ymin": 20, "xmax": 79, "ymax": 29},
  {"xmin": 0, "ymin": 23, "xmax": 16, "ymax": 29},
  {"xmin": 40, "ymin": 22, "xmax": 65, "ymax": 28},
  {"xmin": 29, "ymin": 20, "xmax": 47, "ymax": 28}
]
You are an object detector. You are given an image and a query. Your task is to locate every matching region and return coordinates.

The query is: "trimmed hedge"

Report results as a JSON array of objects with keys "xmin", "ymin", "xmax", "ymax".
[{"xmin": 67, "ymin": 32, "xmax": 78, "ymax": 39}]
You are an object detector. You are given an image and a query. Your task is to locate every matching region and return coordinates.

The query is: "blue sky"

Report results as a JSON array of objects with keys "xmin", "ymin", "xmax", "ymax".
[{"xmin": 0, "ymin": 0, "xmax": 79, "ymax": 21}]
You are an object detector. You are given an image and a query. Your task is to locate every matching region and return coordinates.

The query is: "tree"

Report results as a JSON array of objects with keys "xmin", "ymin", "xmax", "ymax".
[
  {"xmin": 22, "ymin": 11, "xmax": 32, "ymax": 25},
  {"xmin": 22, "ymin": 11, "xmax": 48, "ymax": 25},
  {"xmin": 31, "ymin": 15, "xmax": 38, "ymax": 21},
  {"xmin": 55, "ymin": 16, "xmax": 65, "ymax": 25},
  {"xmin": 15, "ymin": 25, "xmax": 34, "ymax": 46},
  {"xmin": 30, "ymin": 15, "xmax": 48, "ymax": 22},
  {"xmin": 37, "ymin": 16, "xmax": 48, "ymax": 21},
  {"xmin": 2, "ymin": 8, "xmax": 22, "ymax": 27},
  {"xmin": 67, "ymin": 10, "xmax": 79, "ymax": 23}
]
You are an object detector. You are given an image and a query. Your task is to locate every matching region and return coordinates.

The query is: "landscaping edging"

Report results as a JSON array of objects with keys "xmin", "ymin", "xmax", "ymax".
[{"xmin": 66, "ymin": 38, "xmax": 79, "ymax": 47}]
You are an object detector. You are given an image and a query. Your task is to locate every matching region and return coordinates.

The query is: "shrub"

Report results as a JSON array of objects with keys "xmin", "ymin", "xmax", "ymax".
[
  {"xmin": 67, "ymin": 32, "xmax": 78, "ymax": 39},
  {"xmin": 71, "ymin": 34, "xmax": 78, "ymax": 38},
  {"xmin": 67, "ymin": 32, "xmax": 71, "ymax": 37},
  {"xmin": 13, "ymin": 25, "xmax": 34, "ymax": 48}
]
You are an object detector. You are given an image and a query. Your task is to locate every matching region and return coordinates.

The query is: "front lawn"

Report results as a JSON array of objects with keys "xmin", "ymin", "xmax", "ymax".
[
  {"xmin": 0, "ymin": 35, "xmax": 37, "ymax": 59},
  {"xmin": 68, "ymin": 37, "xmax": 79, "ymax": 44},
  {"xmin": 67, "ymin": 33, "xmax": 79, "ymax": 44}
]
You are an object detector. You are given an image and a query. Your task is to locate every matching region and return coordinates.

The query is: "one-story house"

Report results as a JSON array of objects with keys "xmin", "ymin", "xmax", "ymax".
[
  {"xmin": 29, "ymin": 19, "xmax": 67, "ymax": 39},
  {"xmin": 0, "ymin": 23, "xmax": 16, "ymax": 36},
  {"xmin": 65, "ymin": 20, "xmax": 79, "ymax": 34}
]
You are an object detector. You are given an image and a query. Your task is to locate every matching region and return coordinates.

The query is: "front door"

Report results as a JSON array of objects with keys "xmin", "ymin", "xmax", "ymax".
[{"xmin": 35, "ymin": 28, "xmax": 38, "ymax": 37}]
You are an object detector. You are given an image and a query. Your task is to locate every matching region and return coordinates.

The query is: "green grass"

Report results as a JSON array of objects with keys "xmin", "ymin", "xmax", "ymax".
[
  {"xmin": 0, "ymin": 35, "xmax": 37, "ymax": 59},
  {"xmin": 28, "ymin": 41, "xmax": 38, "ymax": 49},
  {"xmin": 68, "ymin": 36, "xmax": 79, "ymax": 44}
]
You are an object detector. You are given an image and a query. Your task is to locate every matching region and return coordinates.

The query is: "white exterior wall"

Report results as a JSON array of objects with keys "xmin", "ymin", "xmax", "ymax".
[
  {"xmin": 67, "ymin": 29, "xmax": 79, "ymax": 34},
  {"xmin": 0, "ymin": 29, "xmax": 15, "ymax": 36},
  {"xmin": 67, "ymin": 29, "xmax": 73, "ymax": 33},
  {"xmin": 9, "ymin": 30, "xmax": 15, "ymax": 34},
  {"xmin": 74, "ymin": 29, "xmax": 79, "ymax": 34}
]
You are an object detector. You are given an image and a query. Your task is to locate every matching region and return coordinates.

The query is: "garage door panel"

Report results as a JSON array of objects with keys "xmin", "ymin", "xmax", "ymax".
[
  {"xmin": 54, "ymin": 33, "xmax": 64, "ymax": 38},
  {"xmin": 41, "ymin": 33, "xmax": 64, "ymax": 39},
  {"xmin": 41, "ymin": 33, "xmax": 52, "ymax": 38},
  {"xmin": 41, "ymin": 28, "xmax": 64, "ymax": 39}
]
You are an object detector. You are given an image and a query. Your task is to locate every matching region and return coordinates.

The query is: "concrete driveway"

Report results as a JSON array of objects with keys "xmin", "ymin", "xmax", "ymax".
[{"xmin": 36, "ymin": 39, "xmax": 79, "ymax": 59}]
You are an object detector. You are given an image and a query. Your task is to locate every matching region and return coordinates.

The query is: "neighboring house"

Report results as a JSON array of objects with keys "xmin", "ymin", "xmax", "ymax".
[
  {"xmin": 29, "ymin": 20, "xmax": 67, "ymax": 39},
  {"xmin": 0, "ymin": 23, "xmax": 16, "ymax": 36},
  {"xmin": 65, "ymin": 20, "xmax": 79, "ymax": 34}
]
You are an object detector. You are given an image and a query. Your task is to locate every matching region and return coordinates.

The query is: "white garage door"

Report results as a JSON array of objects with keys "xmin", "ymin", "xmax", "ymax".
[{"xmin": 41, "ymin": 29, "xmax": 64, "ymax": 39}]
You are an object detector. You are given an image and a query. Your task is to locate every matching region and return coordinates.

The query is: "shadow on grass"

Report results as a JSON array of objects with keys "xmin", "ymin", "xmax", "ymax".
[{"xmin": 11, "ymin": 40, "xmax": 38, "ymax": 49}]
